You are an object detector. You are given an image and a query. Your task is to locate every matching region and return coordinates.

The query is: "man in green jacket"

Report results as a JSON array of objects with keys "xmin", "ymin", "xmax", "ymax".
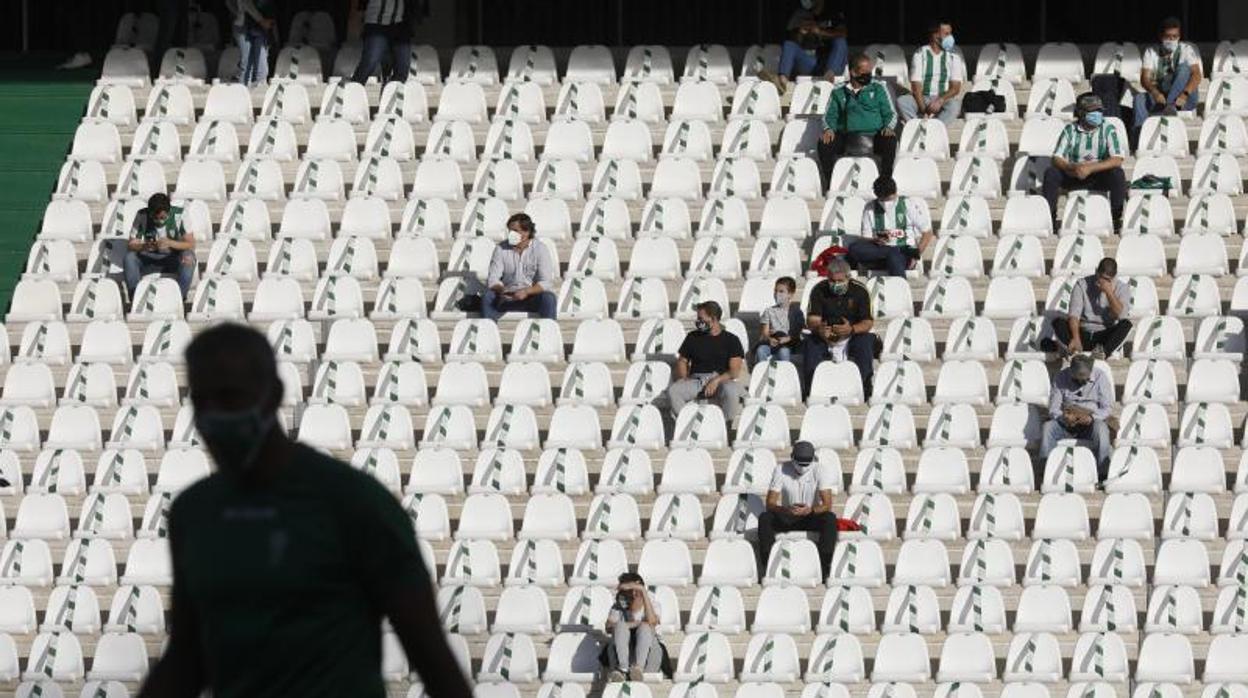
[{"xmin": 817, "ymin": 52, "xmax": 898, "ymax": 184}]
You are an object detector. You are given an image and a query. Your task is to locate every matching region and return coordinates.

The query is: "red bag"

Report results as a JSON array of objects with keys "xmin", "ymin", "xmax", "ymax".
[
  {"xmin": 836, "ymin": 517, "xmax": 861, "ymax": 532},
  {"xmin": 810, "ymin": 246, "xmax": 849, "ymax": 278}
]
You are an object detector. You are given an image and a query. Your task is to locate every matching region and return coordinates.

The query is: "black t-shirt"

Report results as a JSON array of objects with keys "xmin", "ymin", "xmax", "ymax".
[
  {"xmin": 168, "ymin": 443, "xmax": 430, "ymax": 698},
  {"xmin": 807, "ymin": 278, "xmax": 872, "ymax": 326},
  {"xmin": 678, "ymin": 329, "xmax": 744, "ymax": 375}
]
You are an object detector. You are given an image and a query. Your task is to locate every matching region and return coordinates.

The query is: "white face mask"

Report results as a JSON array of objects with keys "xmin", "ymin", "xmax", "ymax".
[
  {"xmin": 774, "ymin": 292, "xmax": 791, "ymax": 305},
  {"xmin": 1162, "ymin": 38, "xmax": 1179, "ymax": 53},
  {"xmin": 506, "ymin": 230, "xmax": 524, "ymax": 246}
]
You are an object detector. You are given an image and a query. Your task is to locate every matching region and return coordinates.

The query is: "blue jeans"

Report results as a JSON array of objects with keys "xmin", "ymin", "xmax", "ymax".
[
  {"xmin": 847, "ymin": 240, "xmax": 913, "ymax": 277},
  {"xmin": 124, "ymin": 250, "xmax": 195, "ymax": 299},
  {"xmin": 352, "ymin": 24, "xmax": 411, "ymax": 84},
  {"xmin": 778, "ymin": 38, "xmax": 848, "ymax": 79},
  {"xmin": 482, "ymin": 288, "xmax": 557, "ymax": 321},
  {"xmin": 234, "ymin": 26, "xmax": 270, "ymax": 86},
  {"xmin": 1132, "ymin": 63, "xmax": 1198, "ymax": 129},
  {"xmin": 755, "ymin": 344, "xmax": 792, "ymax": 363}
]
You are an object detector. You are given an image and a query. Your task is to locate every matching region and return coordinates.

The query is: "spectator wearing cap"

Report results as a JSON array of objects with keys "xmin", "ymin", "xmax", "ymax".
[
  {"xmin": 757, "ymin": 441, "xmax": 838, "ymax": 579},
  {"xmin": 1041, "ymin": 354, "xmax": 1115, "ymax": 479},
  {"xmin": 665, "ymin": 301, "xmax": 745, "ymax": 425},
  {"xmin": 1042, "ymin": 92, "xmax": 1127, "ymax": 230},
  {"xmin": 1133, "ymin": 16, "xmax": 1202, "ymax": 132},
  {"xmin": 896, "ymin": 19, "xmax": 965, "ymax": 125},
  {"xmin": 483, "ymin": 213, "xmax": 557, "ymax": 321},
  {"xmin": 1041, "ymin": 257, "xmax": 1133, "ymax": 360},
  {"xmin": 848, "ymin": 175, "xmax": 934, "ymax": 277},
  {"xmin": 799, "ymin": 256, "xmax": 876, "ymax": 399}
]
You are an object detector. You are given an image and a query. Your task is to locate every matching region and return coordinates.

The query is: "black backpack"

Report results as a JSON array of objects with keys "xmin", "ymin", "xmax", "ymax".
[{"xmin": 1090, "ymin": 74, "xmax": 1127, "ymax": 119}]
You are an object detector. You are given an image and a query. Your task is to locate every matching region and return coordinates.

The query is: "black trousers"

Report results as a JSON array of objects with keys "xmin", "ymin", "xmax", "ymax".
[
  {"xmin": 816, "ymin": 132, "xmax": 897, "ymax": 187},
  {"xmin": 1052, "ymin": 317, "xmax": 1133, "ymax": 357},
  {"xmin": 756, "ymin": 510, "xmax": 838, "ymax": 580},
  {"xmin": 1041, "ymin": 166, "xmax": 1127, "ymax": 225}
]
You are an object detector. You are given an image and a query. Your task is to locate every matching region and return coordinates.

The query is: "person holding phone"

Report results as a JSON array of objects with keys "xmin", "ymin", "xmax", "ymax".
[
  {"xmin": 756, "ymin": 276, "xmax": 805, "ymax": 363},
  {"xmin": 847, "ymin": 175, "xmax": 934, "ymax": 277},
  {"xmin": 757, "ymin": 441, "xmax": 838, "ymax": 579}
]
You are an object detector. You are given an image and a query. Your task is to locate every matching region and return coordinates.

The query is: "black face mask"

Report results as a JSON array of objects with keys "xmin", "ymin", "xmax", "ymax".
[{"xmin": 851, "ymin": 73, "xmax": 872, "ymax": 86}]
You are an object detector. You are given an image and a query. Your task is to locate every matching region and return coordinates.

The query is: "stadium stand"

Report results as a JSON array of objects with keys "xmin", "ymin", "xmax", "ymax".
[{"xmin": 5, "ymin": 9, "xmax": 1248, "ymax": 698}]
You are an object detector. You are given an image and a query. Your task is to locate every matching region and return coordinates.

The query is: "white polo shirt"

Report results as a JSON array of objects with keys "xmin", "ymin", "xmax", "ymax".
[{"xmin": 768, "ymin": 460, "xmax": 835, "ymax": 508}]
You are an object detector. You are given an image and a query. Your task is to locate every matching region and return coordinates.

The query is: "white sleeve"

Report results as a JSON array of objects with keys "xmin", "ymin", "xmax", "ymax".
[
  {"xmin": 767, "ymin": 467, "xmax": 784, "ymax": 494},
  {"xmin": 1182, "ymin": 43, "xmax": 1201, "ymax": 69},
  {"xmin": 817, "ymin": 463, "xmax": 837, "ymax": 491},
  {"xmin": 909, "ymin": 50, "xmax": 924, "ymax": 84},
  {"xmin": 860, "ymin": 203, "xmax": 876, "ymax": 235},
  {"xmin": 952, "ymin": 52, "xmax": 967, "ymax": 83},
  {"xmin": 910, "ymin": 198, "xmax": 933, "ymax": 232},
  {"xmin": 1141, "ymin": 46, "xmax": 1159, "ymax": 73}
]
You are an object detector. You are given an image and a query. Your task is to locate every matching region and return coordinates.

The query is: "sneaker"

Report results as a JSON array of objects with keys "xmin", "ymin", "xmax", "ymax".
[
  {"xmin": 1038, "ymin": 338, "xmax": 1059, "ymax": 353},
  {"xmin": 629, "ymin": 666, "xmax": 644, "ymax": 681},
  {"xmin": 1161, "ymin": 104, "xmax": 1179, "ymax": 116},
  {"xmin": 607, "ymin": 669, "xmax": 626, "ymax": 683},
  {"xmin": 1091, "ymin": 346, "xmax": 1106, "ymax": 361},
  {"xmin": 58, "ymin": 52, "xmax": 92, "ymax": 70}
]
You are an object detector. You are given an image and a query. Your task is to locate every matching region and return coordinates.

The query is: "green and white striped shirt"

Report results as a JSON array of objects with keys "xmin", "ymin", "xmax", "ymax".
[
  {"xmin": 909, "ymin": 46, "xmax": 966, "ymax": 98},
  {"xmin": 1053, "ymin": 122, "xmax": 1123, "ymax": 163}
]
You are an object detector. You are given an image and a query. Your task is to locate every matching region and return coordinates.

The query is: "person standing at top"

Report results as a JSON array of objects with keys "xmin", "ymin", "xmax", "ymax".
[{"xmin": 352, "ymin": 0, "xmax": 419, "ymax": 84}]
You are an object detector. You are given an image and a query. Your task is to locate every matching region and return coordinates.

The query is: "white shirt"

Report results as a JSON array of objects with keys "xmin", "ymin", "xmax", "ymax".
[
  {"xmin": 768, "ymin": 460, "xmax": 835, "ymax": 508},
  {"xmin": 858, "ymin": 197, "xmax": 932, "ymax": 248},
  {"xmin": 1142, "ymin": 41, "xmax": 1201, "ymax": 75},
  {"xmin": 908, "ymin": 46, "xmax": 966, "ymax": 98}
]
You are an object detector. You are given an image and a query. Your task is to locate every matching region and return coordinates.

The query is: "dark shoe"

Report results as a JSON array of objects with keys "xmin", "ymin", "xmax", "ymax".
[
  {"xmin": 1091, "ymin": 346, "xmax": 1106, "ymax": 361},
  {"xmin": 1039, "ymin": 338, "xmax": 1059, "ymax": 353},
  {"xmin": 1161, "ymin": 104, "xmax": 1178, "ymax": 116}
]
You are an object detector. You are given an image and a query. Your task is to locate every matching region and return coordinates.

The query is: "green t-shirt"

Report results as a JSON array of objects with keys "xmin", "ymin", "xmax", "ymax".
[{"xmin": 167, "ymin": 443, "xmax": 429, "ymax": 698}]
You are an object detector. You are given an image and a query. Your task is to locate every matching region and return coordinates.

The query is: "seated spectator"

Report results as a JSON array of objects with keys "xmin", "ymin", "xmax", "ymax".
[
  {"xmin": 799, "ymin": 256, "xmax": 875, "ymax": 399},
  {"xmin": 896, "ymin": 19, "xmax": 965, "ymax": 125},
  {"xmin": 1041, "ymin": 257, "xmax": 1133, "ymax": 359},
  {"xmin": 1133, "ymin": 16, "xmax": 1202, "ymax": 132},
  {"xmin": 758, "ymin": 0, "xmax": 848, "ymax": 94},
  {"xmin": 1042, "ymin": 93, "xmax": 1127, "ymax": 230},
  {"xmin": 1041, "ymin": 353, "xmax": 1114, "ymax": 479},
  {"xmin": 755, "ymin": 276, "xmax": 805, "ymax": 363},
  {"xmin": 757, "ymin": 441, "xmax": 838, "ymax": 579},
  {"xmin": 818, "ymin": 52, "xmax": 898, "ymax": 181},
  {"xmin": 483, "ymin": 213, "xmax": 557, "ymax": 322},
  {"xmin": 124, "ymin": 193, "xmax": 197, "ymax": 300},
  {"xmin": 604, "ymin": 572, "xmax": 667, "ymax": 682},
  {"xmin": 848, "ymin": 175, "xmax": 934, "ymax": 277},
  {"xmin": 665, "ymin": 301, "xmax": 744, "ymax": 425}
]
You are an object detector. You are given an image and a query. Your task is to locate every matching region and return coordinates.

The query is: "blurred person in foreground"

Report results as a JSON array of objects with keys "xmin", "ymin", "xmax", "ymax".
[{"xmin": 138, "ymin": 323, "xmax": 472, "ymax": 698}]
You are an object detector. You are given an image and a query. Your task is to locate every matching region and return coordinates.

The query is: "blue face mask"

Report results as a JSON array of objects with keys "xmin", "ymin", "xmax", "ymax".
[
  {"xmin": 1083, "ymin": 110, "xmax": 1104, "ymax": 127},
  {"xmin": 940, "ymin": 35, "xmax": 956, "ymax": 51}
]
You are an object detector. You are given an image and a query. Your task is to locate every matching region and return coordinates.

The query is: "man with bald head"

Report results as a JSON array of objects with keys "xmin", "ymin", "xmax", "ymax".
[{"xmin": 139, "ymin": 323, "xmax": 471, "ymax": 698}]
